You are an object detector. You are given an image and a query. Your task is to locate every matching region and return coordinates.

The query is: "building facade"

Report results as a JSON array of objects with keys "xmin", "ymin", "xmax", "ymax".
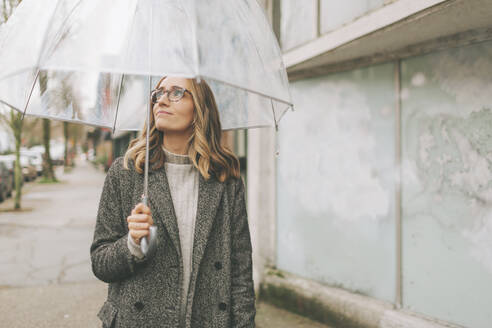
[{"xmin": 250, "ymin": 1, "xmax": 492, "ymax": 327}]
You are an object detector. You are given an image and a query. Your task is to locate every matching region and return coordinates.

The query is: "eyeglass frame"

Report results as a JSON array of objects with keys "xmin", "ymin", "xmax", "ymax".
[{"xmin": 150, "ymin": 85, "xmax": 193, "ymax": 104}]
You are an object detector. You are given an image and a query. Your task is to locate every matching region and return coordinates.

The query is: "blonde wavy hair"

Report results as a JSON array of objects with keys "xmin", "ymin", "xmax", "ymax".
[{"xmin": 123, "ymin": 77, "xmax": 240, "ymax": 183}]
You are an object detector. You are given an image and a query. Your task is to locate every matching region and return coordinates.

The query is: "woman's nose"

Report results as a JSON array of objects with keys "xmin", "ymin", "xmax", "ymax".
[{"xmin": 157, "ymin": 95, "xmax": 170, "ymax": 106}]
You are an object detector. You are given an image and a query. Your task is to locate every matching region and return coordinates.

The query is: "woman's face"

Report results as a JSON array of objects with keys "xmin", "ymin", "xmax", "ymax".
[{"xmin": 152, "ymin": 77, "xmax": 195, "ymax": 134}]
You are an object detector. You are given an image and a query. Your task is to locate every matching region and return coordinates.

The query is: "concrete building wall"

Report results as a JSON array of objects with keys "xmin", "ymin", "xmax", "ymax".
[
  {"xmin": 275, "ymin": 38, "xmax": 492, "ymax": 328},
  {"xmin": 248, "ymin": 127, "xmax": 277, "ymax": 293},
  {"xmin": 276, "ymin": 62, "xmax": 397, "ymax": 304},
  {"xmin": 320, "ymin": 0, "xmax": 387, "ymax": 34},
  {"xmin": 400, "ymin": 41, "xmax": 492, "ymax": 328},
  {"xmin": 250, "ymin": 0, "xmax": 492, "ymax": 327},
  {"xmin": 280, "ymin": 0, "xmax": 317, "ymax": 51},
  {"xmin": 280, "ymin": 0, "xmax": 395, "ymax": 51}
]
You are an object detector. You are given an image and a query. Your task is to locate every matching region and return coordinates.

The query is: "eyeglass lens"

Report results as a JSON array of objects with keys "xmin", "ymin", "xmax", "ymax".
[{"xmin": 152, "ymin": 87, "xmax": 185, "ymax": 103}]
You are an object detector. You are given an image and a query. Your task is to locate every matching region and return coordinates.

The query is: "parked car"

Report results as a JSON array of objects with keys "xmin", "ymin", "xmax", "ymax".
[
  {"xmin": 28, "ymin": 143, "xmax": 66, "ymax": 167},
  {"xmin": 0, "ymin": 155, "xmax": 16, "ymax": 190},
  {"xmin": 21, "ymin": 149, "xmax": 43, "ymax": 176},
  {"xmin": 50, "ymin": 141, "xmax": 65, "ymax": 166},
  {"xmin": 20, "ymin": 155, "xmax": 37, "ymax": 182},
  {"xmin": 0, "ymin": 161, "xmax": 13, "ymax": 202}
]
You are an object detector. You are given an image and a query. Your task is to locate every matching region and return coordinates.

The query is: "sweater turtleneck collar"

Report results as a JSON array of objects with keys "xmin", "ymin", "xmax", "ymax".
[{"xmin": 162, "ymin": 145, "xmax": 192, "ymax": 165}]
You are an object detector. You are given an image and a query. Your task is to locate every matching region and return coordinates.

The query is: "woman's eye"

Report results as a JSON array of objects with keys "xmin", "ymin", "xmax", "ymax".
[{"xmin": 172, "ymin": 89, "xmax": 183, "ymax": 97}]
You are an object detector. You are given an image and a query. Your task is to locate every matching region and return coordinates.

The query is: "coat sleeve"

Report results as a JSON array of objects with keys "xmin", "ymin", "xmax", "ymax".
[
  {"xmin": 230, "ymin": 177, "xmax": 256, "ymax": 327},
  {"xmin": 90, "ymin": 158, "xmax": 147, "ymax": 283}
]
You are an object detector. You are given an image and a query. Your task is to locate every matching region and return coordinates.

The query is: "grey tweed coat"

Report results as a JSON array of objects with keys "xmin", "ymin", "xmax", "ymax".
[{"xmin": 90, "ymin": 157, "xmax": 256, "ymax": 328}]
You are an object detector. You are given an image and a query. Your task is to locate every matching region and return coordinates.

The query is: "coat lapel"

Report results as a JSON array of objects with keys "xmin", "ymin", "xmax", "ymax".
[
  {"xmin": 185, "ymin": 172, "xmax": 225, "ymax": 325},
  {"xmin": 191, "ymin": 173, "xmax": 224, "ymax": 274}
]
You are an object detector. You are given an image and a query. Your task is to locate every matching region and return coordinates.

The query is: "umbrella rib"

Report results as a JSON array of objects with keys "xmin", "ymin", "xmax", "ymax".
[
  {"xmin": 112, "ymin": 74, "xmax": 125, "ymax": 134},
  {"xmin": 270, "ymin": 98, "xmax": 278, "ymax": 132},
  {"xmin": 21, "ymin": 70, "xmax": 40, "ymax": 120},
  {"xmin": 0, "ymin": 99, "xmax": 18, "ymax": 112},
  {"xmin": 277, "ymin": 104, "xmax": 292, "ymax": 123}
]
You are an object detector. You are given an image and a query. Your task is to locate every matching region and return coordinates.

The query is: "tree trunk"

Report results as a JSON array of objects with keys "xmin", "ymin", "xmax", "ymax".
[
  {"xmin": 2, "ymin": 0, "xmax": 24, "ymax": 209},
  {"xmin": 71, "ymin": 130, "xmax": 77, "ymax": 167},
  {"xmin": 63, "ymin": 121, "xmax": 69, "ymax": 170},
  {"xmin": 39, "ymin": 70, "xmax": 56, "ymax": 182},
  {"xmin": 11, "ymin": 111, "xmax": 22, "ymax": 210},
  {"xmin": 42, "ymin": 118, "xmax": 56, "ymax": 181}
]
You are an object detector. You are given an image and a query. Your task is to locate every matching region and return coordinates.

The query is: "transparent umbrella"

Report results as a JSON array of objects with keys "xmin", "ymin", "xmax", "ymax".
[{"xmin": 0, "ymin": 0, "xmax": 293, "ymax": 254}]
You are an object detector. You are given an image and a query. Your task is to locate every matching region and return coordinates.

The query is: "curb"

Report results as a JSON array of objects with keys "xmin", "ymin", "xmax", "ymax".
[{"xmin": 259, "ymin": 269, "xmax": 464, "ymax": 328}]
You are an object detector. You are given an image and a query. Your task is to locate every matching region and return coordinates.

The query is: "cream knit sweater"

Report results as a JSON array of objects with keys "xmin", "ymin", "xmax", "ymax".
[{"xmin": 127, "ymin": 145, "xmax": 199, "ymax": 327}]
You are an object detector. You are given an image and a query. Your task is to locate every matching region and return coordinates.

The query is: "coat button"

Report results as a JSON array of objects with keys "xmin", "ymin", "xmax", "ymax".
[
  {"xmin": 214, "ymin": 261, "xmax": 222, "ymax": 270},
  {"xmin": 218, "ymin": 302, "xmax": 227, "ymax": 311},
  {"xmin": 134, "ymin": 301, "xmax": 144, "ymax": 311}
]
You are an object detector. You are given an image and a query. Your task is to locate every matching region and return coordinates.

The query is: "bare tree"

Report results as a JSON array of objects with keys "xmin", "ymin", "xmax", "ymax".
[
  {"xmin": 0, "ymin": 0, "xmax": 25, "ymax": 209},
  {"xmin": 38, "ymin": 71, "xmax": 57, "ymax": 182},
  {"xmin": 1, "ymin": 0, "xmax": 19, "ymax": 23}
]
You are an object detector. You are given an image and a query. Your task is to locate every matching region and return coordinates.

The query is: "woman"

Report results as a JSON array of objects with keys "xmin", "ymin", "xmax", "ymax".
[{"xmin": 90, "ymin": 76, "xmax": 256, "ymax": 328}]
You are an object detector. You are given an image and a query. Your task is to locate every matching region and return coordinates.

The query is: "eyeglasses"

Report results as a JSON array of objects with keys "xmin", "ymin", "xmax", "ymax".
[{"xmin": 151, "ymin": 86, "xmax": 192, "ymax": 104}]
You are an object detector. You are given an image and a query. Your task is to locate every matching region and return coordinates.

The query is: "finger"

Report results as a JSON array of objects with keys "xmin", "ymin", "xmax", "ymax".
[
  {"xmin": 130, "ymin": 229, "xmax": 149, "ymax": 238},
  {"xmin": 131, "ymin": 203, "xmax": 142, "ymax": 215},
  {"xmin": 133, "ymin": 203, "xmax": 151, "ymax": 215},
  {"xmin": 130, "ymin": 230, "xmax": 149, "ymax": 244},
  {"xmin": 131, "ymin": 203, "xmax": 144, "ymax": 215},
  {"xmin": 129, "ymin": 222, "xmax": 150, "ymax": 230},
  {"xmin": 127, "ymin": 214, "xmax": 152, "ymax": 223}
]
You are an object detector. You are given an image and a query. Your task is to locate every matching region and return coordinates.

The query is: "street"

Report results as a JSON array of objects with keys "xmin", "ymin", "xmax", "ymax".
[{"xmin": 0, "ymin": 160, "xmax": 330, "ymax": 328}]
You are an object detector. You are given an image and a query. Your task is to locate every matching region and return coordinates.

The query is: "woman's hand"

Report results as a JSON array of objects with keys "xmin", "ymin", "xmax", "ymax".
[{"xmin": 127, "ymin": 203, "xmax": 154, "ymax": 245}]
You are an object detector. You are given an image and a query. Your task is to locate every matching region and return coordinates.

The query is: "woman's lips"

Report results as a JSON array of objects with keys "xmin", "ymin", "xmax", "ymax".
[{"xmin": 157, "ymin": 110, "xmax": 173, "ymax": 116}]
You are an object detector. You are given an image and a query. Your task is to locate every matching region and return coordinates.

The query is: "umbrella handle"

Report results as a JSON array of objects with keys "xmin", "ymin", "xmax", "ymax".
[{"xmin": 141, "ymin": 225, "xmax": 157, "ymax": 255}]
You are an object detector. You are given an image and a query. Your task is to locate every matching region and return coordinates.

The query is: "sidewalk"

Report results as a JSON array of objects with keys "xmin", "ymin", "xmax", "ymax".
[
  {"xmin": 0, "ymin": 160, "xmax": 331, "ymax": 327},
  {"xmin": 0, "ymin": 280, "xmax": 331, "ymax": 328}
]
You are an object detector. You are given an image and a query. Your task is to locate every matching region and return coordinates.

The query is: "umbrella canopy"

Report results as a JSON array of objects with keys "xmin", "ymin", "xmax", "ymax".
[
  {"xmin": 0, "ymin": 0, "xmax": 293, "ymax": 131},
  {"xmin": 0, "ymin": 0, "xmax": 294, "ymax": 255}
]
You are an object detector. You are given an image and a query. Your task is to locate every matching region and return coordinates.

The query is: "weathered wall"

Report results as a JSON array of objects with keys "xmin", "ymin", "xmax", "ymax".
[
  {"xmin": 277, "ymin": 62, "xmax": 397, "ymax": 303},
  {"xmin": 400, "ymin": 41, "xmax": 492, "ymax": 328},
  {"xmin": 276, "ymin": 40, "xmax": 492, "ymax": 328}
]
